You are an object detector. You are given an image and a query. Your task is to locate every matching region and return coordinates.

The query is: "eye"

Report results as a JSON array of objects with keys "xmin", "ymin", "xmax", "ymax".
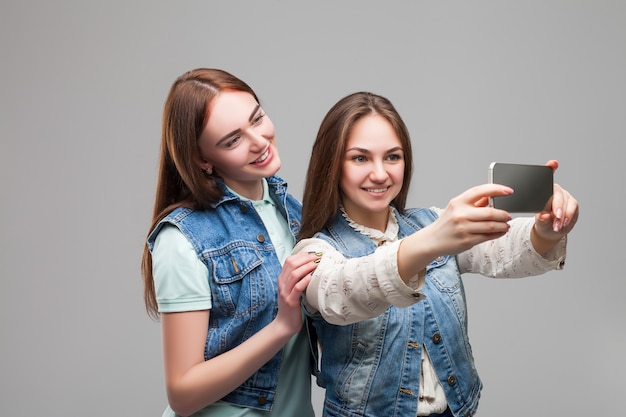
[
  {"xmin": 252, "ymin": 111, "xmax": 266, "ymax": 125},
  {"xmin": 224, "ymin": 135, "xmax": 242, "ymax": 148},
  {"xmin": 387, "ymin": 153, "xmax": 402, "ymax": 162},
  {"xmin": 351, "ymin": 155, "xmax": 366, "ymax": 163}
]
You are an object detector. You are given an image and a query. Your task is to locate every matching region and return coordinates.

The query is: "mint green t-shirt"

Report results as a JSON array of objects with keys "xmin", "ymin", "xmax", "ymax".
[{"xmin": 152, "ymin": 180, "xmax": 313, "ymax": 417}]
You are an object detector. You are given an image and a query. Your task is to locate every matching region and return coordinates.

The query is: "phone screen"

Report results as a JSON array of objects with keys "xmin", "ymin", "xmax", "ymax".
[{"xmin": 488, "ymin": 162, "xmax": 554, "ymax": 213}]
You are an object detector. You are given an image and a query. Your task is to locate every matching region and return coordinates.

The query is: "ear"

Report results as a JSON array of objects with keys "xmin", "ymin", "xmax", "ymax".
[{"xmin": 194, "ymin": 155, "xmax": 213, "ymax": 172}]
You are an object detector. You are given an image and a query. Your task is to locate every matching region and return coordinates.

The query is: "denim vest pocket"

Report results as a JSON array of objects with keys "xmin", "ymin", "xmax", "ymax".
[{"xmin": 207, "ymin": 242, "xmax": 265, "ymax": 317}]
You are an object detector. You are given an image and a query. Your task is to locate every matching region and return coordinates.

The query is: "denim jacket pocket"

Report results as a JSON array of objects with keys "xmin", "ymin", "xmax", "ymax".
[
  {"xmin": 335, "ymin": 340, "xmax": 371, "ymax": 409},
  {"xmin": 207, "ymin": 242, "xmax": 265, "ymax": 316}
]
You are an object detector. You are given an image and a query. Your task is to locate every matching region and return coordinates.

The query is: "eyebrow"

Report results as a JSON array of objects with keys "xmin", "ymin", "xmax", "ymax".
[
  {"xmin": 346, "ymin": 146, "xmax": 404, "ymax": 154},
  {"xmin": 215, "ymin": 104, "xmax": 262, "ymax": 146}
]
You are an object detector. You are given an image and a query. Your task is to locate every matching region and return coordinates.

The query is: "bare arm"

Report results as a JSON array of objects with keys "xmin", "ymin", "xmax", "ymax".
[{"xmin": 162, "ymin": 252, "xmax": 318, "ymax": 416}]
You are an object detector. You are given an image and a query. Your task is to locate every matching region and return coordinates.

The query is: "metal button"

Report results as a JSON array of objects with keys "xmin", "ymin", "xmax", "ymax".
[
  {"xmin": 258, "ymin": 395, "xmax": 267, "ymax": 405},
  {"xmin": 432, "ymin": 333, "xmax": 442, "ymax": 344},
  {"xmin": 447, "ymin": 375, "xmax": 456, "ymax": 386},
  {"xmin": 239, "ymin": 204, "xmax": 249, "ymax": 213},
  {"xmin": 256, "ymin": 234, "xmax": 265, "ymax": 243}
]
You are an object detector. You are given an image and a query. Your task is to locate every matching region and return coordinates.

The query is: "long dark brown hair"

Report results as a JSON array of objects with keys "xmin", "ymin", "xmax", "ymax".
[
  {"xmin": 298, "ymin": 92, "xmax": 413, "ymax": 241},
  {"xmin": 141, "ymin": 68, "xmax": 259, "ymax": 319}
]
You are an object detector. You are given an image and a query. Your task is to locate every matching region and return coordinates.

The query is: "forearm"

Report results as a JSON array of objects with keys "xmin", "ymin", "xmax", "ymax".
[
  {"xmin": 396, "ymin": 226, "xmax": 441, "ymax": 282},
  {"xmin": 457, "ymin": 217, "xmax": 566, "ymax": 278},
  {"xmin": 530, "ymin": 223, "xmax": 567, "ymax": 256},
  {"xmin": 164, "ymin": 316, "xmax": 294, "ymax": 416},
  {"xmin": 295, "ymin": 239, "xmax": 424, "ymax": 325}
]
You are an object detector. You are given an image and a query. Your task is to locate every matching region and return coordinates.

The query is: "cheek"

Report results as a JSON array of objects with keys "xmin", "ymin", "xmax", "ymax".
[
  {"xmin": 392, "ymin": 164, "xmax": 405, "ymax": 184},
  {"xmin": 339, "ymin": 169, "xmax": 365, "ymax": 198}
]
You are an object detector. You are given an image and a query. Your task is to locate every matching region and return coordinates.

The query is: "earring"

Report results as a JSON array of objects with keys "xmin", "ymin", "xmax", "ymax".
[{"xmin": 204, "ymin": 167, "xmax": 213, "ymax": 175}]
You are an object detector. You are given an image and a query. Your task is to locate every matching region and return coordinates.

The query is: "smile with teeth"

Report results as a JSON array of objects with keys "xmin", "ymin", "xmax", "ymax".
[
  {"xmin": 252, "ymin": 149, "xmax": 270, "ymax": 164},
  {"xmin": 365, "ymin": 187, "xmax": 389, "ymax": 193}
]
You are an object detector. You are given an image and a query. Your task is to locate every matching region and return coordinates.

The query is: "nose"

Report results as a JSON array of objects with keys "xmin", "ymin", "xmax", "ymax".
[
  {"xmin": 369, "ymin": 160, "xmax": 389, "ymax": 182},
  {"xmin": 246, "ymin": 128, "xmax": 268, "ymax": 150}
]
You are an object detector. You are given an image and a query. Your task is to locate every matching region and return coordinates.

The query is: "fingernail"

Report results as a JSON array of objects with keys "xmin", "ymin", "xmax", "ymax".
[{"xmin": 314, "ymin": 258, "xmax": 321, "ymax": 263}]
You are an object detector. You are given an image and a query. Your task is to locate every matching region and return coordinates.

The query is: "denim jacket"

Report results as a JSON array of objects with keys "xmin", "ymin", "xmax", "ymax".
[
  {"xmin": 146, "ymin": 176, "xmax": 302, "ymax": 411},
  {"xmin": 308, "ymin": 207, "xmax": 481, "ymax": 417}
]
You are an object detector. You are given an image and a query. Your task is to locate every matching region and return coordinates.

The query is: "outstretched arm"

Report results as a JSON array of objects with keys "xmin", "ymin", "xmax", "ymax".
[{"xmin": 396, "ymin": 183, "xmax": 515, "ymax": 278}]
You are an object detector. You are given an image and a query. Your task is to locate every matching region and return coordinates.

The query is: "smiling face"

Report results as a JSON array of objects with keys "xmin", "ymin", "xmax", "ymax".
[
  {"xmin": 197, "ymin": 90, "xmax": 280, "ymax": 199},
  {"xmin": 340, "ymin": 114, "xmax": 405, "ymax": 231}
]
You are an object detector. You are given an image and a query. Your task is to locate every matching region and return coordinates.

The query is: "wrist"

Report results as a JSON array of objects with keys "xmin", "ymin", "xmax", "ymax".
[{"xmin": 531, "ymin": 223, "xmax": 562, "ymax": 256}]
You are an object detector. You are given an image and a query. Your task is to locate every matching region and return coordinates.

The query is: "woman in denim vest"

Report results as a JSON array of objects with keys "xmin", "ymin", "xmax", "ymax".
[
  {"xmin": 141, "ymin": 68, "xmax": 320, "ymax": 417},
  {"xmin": 294, "ymin": 92, "xmax": 579, "ymax": 417}
]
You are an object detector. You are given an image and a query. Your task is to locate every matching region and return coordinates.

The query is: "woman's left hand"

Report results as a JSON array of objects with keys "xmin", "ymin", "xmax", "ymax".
[{"xmin": 533, "ymin": 160, "xmax": 579, "ymax": 242}]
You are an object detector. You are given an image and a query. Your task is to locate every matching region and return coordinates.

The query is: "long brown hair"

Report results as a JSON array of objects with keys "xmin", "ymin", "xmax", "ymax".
[
  {"xmin": 141, "ymin": 68, "xmax": 259, "ymax": 319},
  {"xmin": 298, "ymin": 92, "xmax": 413, "ymax": 240}
]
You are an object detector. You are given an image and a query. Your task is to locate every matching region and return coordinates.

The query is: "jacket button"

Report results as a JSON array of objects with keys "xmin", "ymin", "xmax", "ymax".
[
  {"xmin": 258, "ymin": 395, "xmax": 267, "ymax": 405},
  {"xmin": 239, "ymin": 204, "xmax": 249, "ymax": 213},
  {"xmin": 432, "ymin": 333, "xmax": 442, "ymax": 344},
  {"xmin": 256, "ymin": 234, "xmax": 266, "ymax": 243},
  {"xmin": 447, "ymin": 375, "xmax": 456, "ymax": 386}
]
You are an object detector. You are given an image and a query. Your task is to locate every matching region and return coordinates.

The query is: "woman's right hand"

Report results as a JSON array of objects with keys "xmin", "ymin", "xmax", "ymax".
[
  {"xmin": 274, "ymin": 251, "xmax": 320, "ymax": 334},
  {"xmin": 428, "ymin": 183, "xmax": 515, "ymax": 255},
  {"xmin": 398, "ymin": 183, "xmax": 514, "ymax": 280}
]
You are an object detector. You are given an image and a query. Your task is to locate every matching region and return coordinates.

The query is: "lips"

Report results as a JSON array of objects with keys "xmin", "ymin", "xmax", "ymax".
[
  {"xmin": 365, "ymin": 187, "xmax": 389, "ymax": 193},
  {"xmin": 251, "ymin": 148, "xmax": 270, "ymax": 164}
]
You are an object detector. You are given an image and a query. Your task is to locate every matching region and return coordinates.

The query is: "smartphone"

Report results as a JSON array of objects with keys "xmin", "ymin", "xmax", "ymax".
[{"xmin": 488, "ymin": 162, "xmax": 554, "ymax": 213}]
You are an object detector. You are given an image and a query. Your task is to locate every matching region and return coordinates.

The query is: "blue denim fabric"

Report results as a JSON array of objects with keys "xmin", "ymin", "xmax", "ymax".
[
  {"xmin": 308, "ymin": 207, "xmax": 482, "ymax": 417},
  {"xmin": 147, "ymin": 176, "xmax": 302, "ymax": 411}
]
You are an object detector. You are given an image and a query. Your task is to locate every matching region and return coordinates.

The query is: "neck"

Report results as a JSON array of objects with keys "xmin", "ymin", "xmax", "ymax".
[
  {"xmin": 226, "ymin": 179, "xmax": 264, "ymax": 201},
  {"xmin": 341, "ymin": 205, "xmax": 389, "ymax": 233}
]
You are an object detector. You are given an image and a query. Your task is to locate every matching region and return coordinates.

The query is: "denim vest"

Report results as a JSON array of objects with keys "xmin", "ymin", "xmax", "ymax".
[
  {"xmin": 308, "ymin": 207, "xmax": 482, "ymax": 417},
  {"xmin": 147, "ymin": 176, "xmax": 302, "ymax": 410}
]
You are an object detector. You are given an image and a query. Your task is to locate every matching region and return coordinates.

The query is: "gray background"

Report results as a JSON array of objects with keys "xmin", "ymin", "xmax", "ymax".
[{"xmin": 1, "ymin": 1, "xmax": 624, "ymax": 415}]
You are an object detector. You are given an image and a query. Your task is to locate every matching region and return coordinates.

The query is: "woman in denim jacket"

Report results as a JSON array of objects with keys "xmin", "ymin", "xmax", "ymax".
[
  {"xmin": 141, "ymin": 69, "xmax": 320, "ymax": 417},
  {"xmin": 294, "ymin": 92, "xmax": 579, "ymax": 417}
]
